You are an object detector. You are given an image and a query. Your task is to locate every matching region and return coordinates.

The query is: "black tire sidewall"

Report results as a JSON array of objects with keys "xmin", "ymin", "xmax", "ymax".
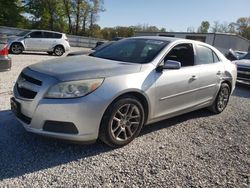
[
  {"xmin": 100, "ymin": 96, "xmax": 145, "ymax": 147},
  {"xmin": 10, "ymin": 43, "xmax": 23, "ymax": 54},
  {"xmin": 214, "ymin": 83, "xmax": 230, "ymax": 113},
  {"xmin": 54, "ymin": 46, "xmax": 64, "ymax": 56}
]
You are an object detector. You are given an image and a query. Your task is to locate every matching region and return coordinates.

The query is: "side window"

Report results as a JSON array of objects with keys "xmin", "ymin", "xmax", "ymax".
[
  {"xmin": 165, "ymin": 43, "xmax": 194, "ymax": 67},
  {"xmin": 29, "ymin": 31, "xmax": 43, "ymax": 38},
  {"xmin": 43, "ymin": 32, "xmax": 54, "ymax": 38},
  {"xmin": 196, "ymin": 45, "xmax": 218, "ymax": 64},
  {"xmin": 54, "ymin": 33, "xmax": 62, "ymax": 38}
]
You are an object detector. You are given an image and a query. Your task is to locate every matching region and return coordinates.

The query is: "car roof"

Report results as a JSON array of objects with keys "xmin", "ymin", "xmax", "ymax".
[
  {"xmin": 131, "ymin": 36, "xmax": 217, "ymax": 48},
  {"xmin": 29, "ymin": 30, "xmax": 64, "ymax": 34},
  {"xmin": 132, "ymin": 36, "xmax": 180, "ymax": 42}
]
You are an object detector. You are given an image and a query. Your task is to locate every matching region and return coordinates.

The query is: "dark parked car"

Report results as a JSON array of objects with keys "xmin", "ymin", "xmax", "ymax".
[
  {"xmin": 0, "ymin": 42, "xmax": 11, "ymax": 71},
  {"xmin": 233, "ymin": 52, "xmax": 250, "ymax": 84}
]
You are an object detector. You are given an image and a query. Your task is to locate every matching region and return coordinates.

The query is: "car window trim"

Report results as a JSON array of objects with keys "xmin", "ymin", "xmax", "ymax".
[
  {"xmin": 195, "ymin": 44, "xmax": 221, "ymax": 65},
  {"xmin": 157, "ymin": 42, "xmax": 195, "ymax": 68}
]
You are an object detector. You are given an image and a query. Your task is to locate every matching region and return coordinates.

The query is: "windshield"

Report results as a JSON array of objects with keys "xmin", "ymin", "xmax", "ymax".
[
  {"xmin": 16, "ymin": 30, "xmax": 31, "ymax": 37},
  {"xmin": 91, "ymin": 38, "xmax": 169, "ymax": 63},
  {"xmin": 240, "ymin": 52, "xmax": 250, "ymax": 60}
]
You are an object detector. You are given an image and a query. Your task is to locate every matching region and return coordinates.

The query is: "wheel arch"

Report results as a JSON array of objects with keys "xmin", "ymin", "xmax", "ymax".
[
  {"xmin": 101, "ymin": 90, "xmax": 151, "ymax": 126},
  {"xmin": 10, "ymin": 41, "xmax": 25, "ymax": 49},
  {"xmin": 220, "ymin": 79, "xmax": 232, "ymax": 94},
  {"xmin": 53, "ymin": 44, "xmax": 65, "ymax": 52}
]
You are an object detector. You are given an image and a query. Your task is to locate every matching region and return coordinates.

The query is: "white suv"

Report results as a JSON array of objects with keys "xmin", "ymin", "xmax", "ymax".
[{"xmin": 8, "ymin": 30, "xmax": 70, "ymax": 56}]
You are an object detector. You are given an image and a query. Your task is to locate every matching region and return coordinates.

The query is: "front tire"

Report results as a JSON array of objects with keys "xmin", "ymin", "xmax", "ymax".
[
  {"xmin": 53, "ymin": 45, "xmax": 64, "ymax": 56},
  {"xmin": 99, "ymin": 96, "xmax": 145, "ymax": 147},
  {"xmin": 208, "ymin": 83, "xmax": 230, "ymax": 114},
  {"xmin": 10, "ymin": 43, "xmax": 23, "ymax": 54}
]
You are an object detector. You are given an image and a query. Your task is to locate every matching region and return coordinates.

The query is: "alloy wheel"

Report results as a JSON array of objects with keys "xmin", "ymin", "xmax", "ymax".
[
  {"xmin": 217, "ymin": 87, "xmax": 229, "ymax": 112},
  {"xmin": 54, "ymin": 46, "xmax": 64, "ymax": 56},
  {"xmin": 11, "ymin": 44, "xmax": 23, "ymax": 54},
  {"xmin": 110, "ymin": 103, "xmax": 141, "ymax": 142}
]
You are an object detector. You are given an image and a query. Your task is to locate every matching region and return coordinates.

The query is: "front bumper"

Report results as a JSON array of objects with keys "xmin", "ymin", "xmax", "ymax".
[
  {"xmin": 237, "ymin": 66, "xmax": 250, "ymax": 85},
  {"xmin": 11, "ymin": 68, "xmax": 108, "ymax": 142},
  {"xmin": 13, "ymin": 96, "xmax": 106, "ymax": 142},
  {"xmin": 0, "ymin": 56, "xmax": 11, "ymax": 71}
]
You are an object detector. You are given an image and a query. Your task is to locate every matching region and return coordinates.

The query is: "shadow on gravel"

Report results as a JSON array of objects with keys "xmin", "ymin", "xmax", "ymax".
[
  {"xmin": 233, "ymin": 84, "xmax": 250, "ymax": 99},
  {"xmin": 10, "ymin": 52, "xmax": 52, "ymax": 56},
  {"xmin": 142, "ymin": 109, "xmax": 212, "ymax": 135},
  {"xmin": 0, "ymin": 110, "xmax": 112, "ymax": 180},
  {"xmin": 0, "ymin": 108, "xmax": 213, "ymax": 180}
]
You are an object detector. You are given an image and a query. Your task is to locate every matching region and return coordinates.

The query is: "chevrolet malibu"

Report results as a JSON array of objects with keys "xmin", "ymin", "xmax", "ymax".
[{"xmin": 11, "ymin": 37, "xmax": 237, "ymax": 147}]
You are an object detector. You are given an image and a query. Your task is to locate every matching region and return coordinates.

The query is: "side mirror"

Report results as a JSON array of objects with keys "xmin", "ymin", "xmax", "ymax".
[
  {"xmin": 25, "ymin": 35, "xmax": 31, "ymax": 38},
  {"xmin": 156, "ymin": 60, "xmax": 181, "ymax": 72},
  {"xmin": 163, "ymin": 60, "xmax": 181, "ymax": 69}
]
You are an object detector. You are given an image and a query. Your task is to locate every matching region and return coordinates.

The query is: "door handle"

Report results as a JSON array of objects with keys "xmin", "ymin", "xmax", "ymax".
[
  {"xmin": 217, "ymin": 71, "xmax": 222, "ymax": 75},
  {"xmin": 190, "ymin": 75, "xmax": 197, "ymax": 80}
]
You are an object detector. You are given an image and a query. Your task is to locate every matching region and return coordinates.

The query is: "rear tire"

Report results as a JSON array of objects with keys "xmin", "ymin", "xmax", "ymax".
[
  {"xmin": 99, "ymin": 95, "xmax": 145, "ymax": 147},
  {"xmin": 53, "ymin": 45, "xmax": 64, "ymax": 56},
  {"xmin": 208, "ymin": 83, "xmax": 230, "ymax": 114},
  {"xmin": 10, "ymin": 43, "xmax": 23, "ymax": 54}
]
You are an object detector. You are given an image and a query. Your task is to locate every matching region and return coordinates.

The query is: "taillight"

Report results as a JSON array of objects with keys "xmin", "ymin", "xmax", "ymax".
[
  {"xmin": 0, "ymin": 44, "xmax": 8, "ymax": 56},
  {"xmin": 65, "ymin": 38, "xmax": 69, "ymax": 42}
]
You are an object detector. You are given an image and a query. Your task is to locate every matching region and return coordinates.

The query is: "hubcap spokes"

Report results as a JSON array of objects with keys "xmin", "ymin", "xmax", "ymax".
[
  {"xmin": 55, "ymin": 48, "xmax": 63, "ymax": 55},
  {"xmin": 217, "ymin": 88, "xmax": 229, "ymax": 111},
  {"xmin": 111, "ymin": 104, "xmax": 141, "ymax": 141},
  {"xmin": 12, "ymin": 45, "xmax": 21, "ymax": 53}
]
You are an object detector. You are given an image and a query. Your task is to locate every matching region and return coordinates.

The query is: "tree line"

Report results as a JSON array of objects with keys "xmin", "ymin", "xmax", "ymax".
[
  {"xmin": 196, "ymin": 18, "xmax": 250, "ymax": 39},
  {"xmin": 0, "ymin": 0, "xmax": 249, "ymax": 40}
]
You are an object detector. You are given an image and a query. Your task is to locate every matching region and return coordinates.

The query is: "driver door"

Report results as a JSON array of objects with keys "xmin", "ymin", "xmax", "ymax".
[
  {"xmin": 24, "ymin": 31, "xmax": 43, "ymax": 51},
  {"xmin": 154, "ymin": 43, "xmax": 200, "ymax": 118}
]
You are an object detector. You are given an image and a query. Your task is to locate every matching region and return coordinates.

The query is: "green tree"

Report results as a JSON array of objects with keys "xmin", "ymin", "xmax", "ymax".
[
  {"xmin": 0, "ymin": 0, "xmax": 25, "ymax": 27},
  {"xmin": 25, "ymin": 0, "xmax": 66, "ymax": 32},
  {"xmin": 236, "ymin": 17, "xmax": 250, "ymax": 39},
  {"xmin": 197, "ymin": 21, "xmax": 210, "ymax": 33}
]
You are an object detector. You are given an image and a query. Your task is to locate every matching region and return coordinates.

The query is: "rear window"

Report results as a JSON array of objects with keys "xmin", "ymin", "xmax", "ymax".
[{"xmin": 54, "ymin": 33, "xmax": 62, "ymax": 38}]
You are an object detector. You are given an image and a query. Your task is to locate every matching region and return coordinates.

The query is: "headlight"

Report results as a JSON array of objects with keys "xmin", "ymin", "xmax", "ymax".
[{"xmin": 45, "ymin": 78, "xmax": 104, "ymax": 98}]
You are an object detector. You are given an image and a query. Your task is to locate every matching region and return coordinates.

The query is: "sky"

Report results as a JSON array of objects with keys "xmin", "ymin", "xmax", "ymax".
[{"xmin": 98, "ymin": 0, "xmax": 250, "ymax": 31}]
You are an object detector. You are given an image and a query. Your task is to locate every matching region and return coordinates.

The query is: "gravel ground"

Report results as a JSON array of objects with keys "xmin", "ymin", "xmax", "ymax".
[{"xmin": 0, "ymin": 52, "xmax": 249, "ymax": 187}]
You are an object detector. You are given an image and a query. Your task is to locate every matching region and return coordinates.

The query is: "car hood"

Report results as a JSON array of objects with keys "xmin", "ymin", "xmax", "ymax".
[
  {"xmin": 7, "ymin": 36, "xmax": 23, "ymax": 43},
  {"xmin": 233, "ymin": 59, "xmax": 250, "ymax": 67},
  {"xmin": 67, "ymin": 49, "xmax": 94, "ymax": 56},
  {"xmin": 29, "ymin": 55, "xmax": 142, "ymax": 81}
]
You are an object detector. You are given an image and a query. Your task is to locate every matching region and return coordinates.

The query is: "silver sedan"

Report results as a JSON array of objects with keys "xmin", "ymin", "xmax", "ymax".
[{"xmin": 11, "ymin": 37, "xmax": 237, "ymax": 147}]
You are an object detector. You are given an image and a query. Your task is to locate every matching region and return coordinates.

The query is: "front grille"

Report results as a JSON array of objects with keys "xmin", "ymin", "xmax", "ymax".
[
  {"xmin": 20, "ymin": 72, "xmax": 42, "ymax": 86},
  {"xmin": 17, "ymin": 85, "xmax": 37, "ymax": 99},
  {"xmin": 238, "ymin": 72, "xmax": 250, "ymax": 80},
  {"xmin": 238, "ymin": 67, "xmax": 250, "ymax": 72},
  {"xmin": 16, "ymin": 72, "xmax": 42, "ymax": 99}
]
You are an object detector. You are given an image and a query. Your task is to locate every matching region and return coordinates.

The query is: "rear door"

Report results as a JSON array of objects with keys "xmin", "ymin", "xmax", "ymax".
[
  {"xmin": 43, "ymin": 32, "xmax": 56, "ymax": 50},
  {"xmin": 193, "ymin": 44, "xmax": 224, "ymax": 103}
]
